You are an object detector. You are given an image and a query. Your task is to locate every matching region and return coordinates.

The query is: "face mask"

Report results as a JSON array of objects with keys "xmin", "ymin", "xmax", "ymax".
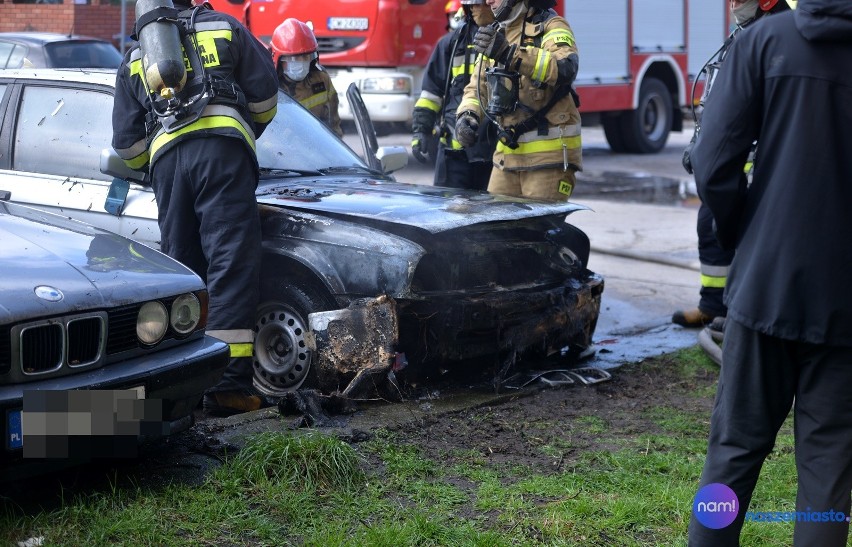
[
  {"xmin": 449, "ymin": 13, "xmax": 462, "ymax": 30},
  {"xmin": 731, "ymin": 0, "xmax": 759, "ymax": 24},
  {"xmin": 283, "ymin": 61, "xmax": 310, "ymax": 82}
]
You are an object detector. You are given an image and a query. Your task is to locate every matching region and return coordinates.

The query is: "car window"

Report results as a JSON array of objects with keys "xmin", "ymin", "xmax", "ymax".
[
  {"xmin": 44, "ymin": 41, "xmax": 123, "ymax": 69},
  {"xmin": 0, "ymin": 42, "xmax": 27, "ymax": 69},
  {"xmin": 13, "ymin": 86, "xmax": 113, "ymax": 181},
  {"xmin": 256, "ymin": 91, "xmax": 367, "ymax": 172}
]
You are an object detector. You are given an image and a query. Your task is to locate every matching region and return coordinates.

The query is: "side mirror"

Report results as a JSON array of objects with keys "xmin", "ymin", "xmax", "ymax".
[
  {"xmin": 99, "ymin": 148, "xmax": 146, "ymax": 183},
  {"xmin": 376, "ymin": 146, "xmax": 409, "ymax": 174},
  {"xmin": 100, "ymin": 149, "xmax": 146, "ymax": 217}
]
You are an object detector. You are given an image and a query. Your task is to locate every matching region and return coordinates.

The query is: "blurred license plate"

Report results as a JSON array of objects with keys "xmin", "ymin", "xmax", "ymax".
[{"xmin": 328, "ymin": 17, "xmax": 368, "ymax": 31}]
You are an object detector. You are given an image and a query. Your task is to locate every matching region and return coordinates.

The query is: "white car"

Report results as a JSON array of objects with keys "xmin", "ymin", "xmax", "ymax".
[{"xmin": 0, "ymin": 69, "xmax": 603, "ymax": 398}]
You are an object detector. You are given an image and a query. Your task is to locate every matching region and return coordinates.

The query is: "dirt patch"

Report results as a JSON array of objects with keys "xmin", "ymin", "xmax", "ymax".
[{"xmin": 385, "ymin": 354, "xmax": 718, "ymax": 475}]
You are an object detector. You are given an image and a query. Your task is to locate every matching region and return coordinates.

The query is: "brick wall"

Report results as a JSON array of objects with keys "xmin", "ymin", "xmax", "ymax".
[{"xmin": 0, "ymin": 3, "xmax": 136, "ymax": 48}]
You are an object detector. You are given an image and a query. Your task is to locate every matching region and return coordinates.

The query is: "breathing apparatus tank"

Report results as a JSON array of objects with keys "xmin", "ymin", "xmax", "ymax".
[{"xmin": 135, "ymin": 0, "xmax": 187, "ymax": 100}]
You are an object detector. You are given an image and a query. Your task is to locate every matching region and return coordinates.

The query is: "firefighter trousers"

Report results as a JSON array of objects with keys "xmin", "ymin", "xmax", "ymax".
[
  {"xmin": 435, "ymin": 149, "xmax": 491, "ymax": 191},
  {"xmin": 488, "ymin": 166, "xmax": 576, "ymax": 201},
  {"xmin": 697, "ymin": 203, "xmax": 734, "ymax": 317},
  {"xmin": 151, "ymin": 138, "xmax": 262, "ymax": 393}
]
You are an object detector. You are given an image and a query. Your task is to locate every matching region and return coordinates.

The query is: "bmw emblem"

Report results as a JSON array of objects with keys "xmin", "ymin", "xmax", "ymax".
[{"xmin": 34, "ymin": 286, "xmax": 64, "ymax": 302}]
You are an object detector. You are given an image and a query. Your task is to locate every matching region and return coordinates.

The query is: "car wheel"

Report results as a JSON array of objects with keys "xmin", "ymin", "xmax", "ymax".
[
  {"xmin": 252, "ymin": 282, "xmax": 337, "ymax": 396},
  {"xmin": 619, "ymin": 77, "xmax": 672, "ymax": 154}
]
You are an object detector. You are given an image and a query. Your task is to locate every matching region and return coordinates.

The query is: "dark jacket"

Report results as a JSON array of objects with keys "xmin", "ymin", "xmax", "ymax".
[
  {"xmin": 414, "ymin": 22, "xmax": 494, "ymax": 163},
  {"xmin": 692, "ymin": 0, "xmax": 852, "ymax": 345},
  {"xmin": 112, "ymin": 6, "xmax": 279, "ymax": 170}
]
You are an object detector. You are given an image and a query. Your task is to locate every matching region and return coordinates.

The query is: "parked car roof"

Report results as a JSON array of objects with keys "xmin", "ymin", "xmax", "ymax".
[{"xmin": 0, "ymin": 33, "xmax": 122, "ymax": 69}]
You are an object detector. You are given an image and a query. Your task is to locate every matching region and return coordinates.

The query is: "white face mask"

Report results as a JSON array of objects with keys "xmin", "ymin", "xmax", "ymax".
[
  {"xmin": 731, "ymin": 0, "xmax": 759, "ymax": 24},
  {"xmin": 283, "ymin": 61, "xmax": 310, "ymax": 82}
]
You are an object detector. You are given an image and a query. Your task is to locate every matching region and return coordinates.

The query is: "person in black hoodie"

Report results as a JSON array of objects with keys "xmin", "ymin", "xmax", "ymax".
[{"xmin": 687, "ymin": 0, "xmax": 852, "ymax": 545}]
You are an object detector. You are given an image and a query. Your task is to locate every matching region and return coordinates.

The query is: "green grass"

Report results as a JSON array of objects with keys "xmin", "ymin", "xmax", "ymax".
[{"xmin": 0, "ymin": 347, "xmax": 835, "ymax": 546}]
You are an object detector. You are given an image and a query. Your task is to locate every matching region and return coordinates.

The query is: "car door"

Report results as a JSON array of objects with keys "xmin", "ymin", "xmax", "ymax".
[{"xmin": 0, "ymin": 81, "xmax": 161, "ymax": 248}]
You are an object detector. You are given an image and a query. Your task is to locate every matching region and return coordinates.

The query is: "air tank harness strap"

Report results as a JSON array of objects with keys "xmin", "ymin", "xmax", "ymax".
[
  {"xmin": 131, "ymin": 6, "xmax": 181, "ymax": 41},
  {"xmin": 497, "ymin": 84, "xmax": 577, "ymax": 149}
]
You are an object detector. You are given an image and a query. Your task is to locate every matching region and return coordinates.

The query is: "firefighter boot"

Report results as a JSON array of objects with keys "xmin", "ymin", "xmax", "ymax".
[
  {"xmin": 671, "ymin": 307, "xmax": 715, "ymax": 328},
  {"xmin": 203, "ymin": 390, "xmax": 263, "ymax": 417}
]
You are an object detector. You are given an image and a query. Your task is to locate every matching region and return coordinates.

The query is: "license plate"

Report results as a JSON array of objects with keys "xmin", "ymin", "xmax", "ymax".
[
  {"xmin": 328, "ymin": 17, "xmax": 369, "ymax": 31},
  {"xmin": 6, "ymin": 386, "xmax": 146, "ymax": 451}
]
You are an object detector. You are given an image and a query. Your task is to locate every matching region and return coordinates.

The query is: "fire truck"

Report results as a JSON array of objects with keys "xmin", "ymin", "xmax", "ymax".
[
  {"xmin": 220, "ymin": 0, "xmax": 729, "ymax": 153},
  {"xmin": 217, "ymin": 0, "xmax": 446, "ymax": 131}
]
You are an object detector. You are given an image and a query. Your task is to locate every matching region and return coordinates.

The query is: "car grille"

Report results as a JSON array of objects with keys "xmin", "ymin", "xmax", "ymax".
[
  {"xmin": 316, "ymin": 37, "xmax": 365, "ymax": 54},
  {"xmin": 0, "ymin": 297, "xmax": 179, "ymax": 379}
]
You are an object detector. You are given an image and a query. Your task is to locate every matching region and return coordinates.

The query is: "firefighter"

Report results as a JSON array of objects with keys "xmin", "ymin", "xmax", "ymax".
[
  {"xmin": 673, "ymin": 0, "xmax": 794, "ymax": 329},
  {"xmin": 411, "ymin": 0, "xmax": 496, "ymax": 191},
  {"xmin": 112, "ymin": 0, "xmax": 279, "ymax": 416},
  {"xmin": 272, "ymin": 18, "xmax": 343, "ymax": 138},
  {"xmin": 454, "ymin": 0, "xmax": 580, "ymax": 201}
]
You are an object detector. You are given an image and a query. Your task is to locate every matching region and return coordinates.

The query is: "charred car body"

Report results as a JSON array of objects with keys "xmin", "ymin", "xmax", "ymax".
[
  {"xmin": 0, "ymin": 69, "xmax": 603, "ymax": 397},
  {"xmin": 0, "ymin": 197, "xmax": 229, "ymax": 476}
]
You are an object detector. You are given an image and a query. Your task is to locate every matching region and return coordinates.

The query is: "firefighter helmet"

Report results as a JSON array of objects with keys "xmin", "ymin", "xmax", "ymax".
[
  {"xmin": 270, "ymin": 18, "xmax": 318, "ymax": 69},
  {"xmin": 759, "ymin": 0, "xmax": 795, "ymax": 10},
  {"xmin": 460, "ymin": 0, "xmax": 485, "ymax": 4},
  {"xmin": 445, "ymin": 0, "xmax": 461, "ymax": 13}
]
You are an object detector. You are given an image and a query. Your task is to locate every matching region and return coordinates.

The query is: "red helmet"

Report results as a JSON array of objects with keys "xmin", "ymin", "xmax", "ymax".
[
  {"xmin": 270, "ymin": 18, "xmax": 318, "ymax": 68},
  {"xmin": 445, "ymin": 0, "xmax": 461, "ymax": 14}
]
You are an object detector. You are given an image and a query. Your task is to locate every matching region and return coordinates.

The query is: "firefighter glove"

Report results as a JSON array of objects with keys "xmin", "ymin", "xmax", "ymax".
[
  {"xmin": 411, "ymin": 133, "xmax": 430, "ymax": 164},
  {"xmin": 682, "ymin": 135, "xmax": 697, "ymax": 174},
  {"xmin": 455, "ymin": 111, "xmax": 480, "ymax": 148},
  {"xmin": 473, "ymin": 25, "xmax": 512, "ymax": 66}
]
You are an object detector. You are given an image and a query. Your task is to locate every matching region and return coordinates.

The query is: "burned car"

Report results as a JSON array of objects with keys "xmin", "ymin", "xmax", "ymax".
[
  {"xmin": 0, "ymin": 197, "xmax": 229, "ymax": 475},
  {"xmin": 0, "ymin": 69, "xmax": 602, "ymax": 397}
]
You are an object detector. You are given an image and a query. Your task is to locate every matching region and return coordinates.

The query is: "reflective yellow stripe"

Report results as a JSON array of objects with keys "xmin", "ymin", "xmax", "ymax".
[
  {"xmin": 150, "ymin": 115, "xmax": 255, "ymax": 159},
  {"xmin": 123, "ymin": 150, "xmax": 150, "ymax": 170},
  {"xmin": 701, "ymin": 274, "xmax": 727, "ymax": 289},
  {"xmin": 252, "ymin": 104, "xmax": 277, "ymax": 125},
  {"xmin": 130, "ymin": 58, "xmax": 143, "ymax": 79},
  {"xmin": 542, "ymin": 28, "xmax": 575, "ymax": 48},
  {"xmin": 532, "ymin": 49, "xmax": 551, "ymax": 83},
  {"xmin": 300, "ymin": 91, "xmax": 329, "ymax": 110},
  {"xmin": 496, "ymin": 134, "xmax": 582, "ymax": 155},
  {"xmin": 229, "ymin": 343, "xmax": 253, "ymax": 358},
  {"xmin": 744, "ymin": 161, "xmax": 753, "ymax": 174},
  {"xmin": 415, "ymin": 97, "xmax": 441, "ymax": 112}
]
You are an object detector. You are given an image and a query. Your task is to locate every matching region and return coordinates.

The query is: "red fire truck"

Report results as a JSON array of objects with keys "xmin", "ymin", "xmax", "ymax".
[{"xmin": 220, "ymin": 0, "xmax": 729, "ymax": 153}]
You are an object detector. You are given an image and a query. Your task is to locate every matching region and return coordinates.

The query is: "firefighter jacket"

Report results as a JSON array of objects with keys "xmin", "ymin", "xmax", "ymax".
[
  {"xmin": 112, "ymin": 7, "xmax": 279, "ymax": 171},
  {"xmin": 457, "ymin": 6, "xmax": 581, "ymax": 172},
  {"xmin": 280, "ymin": 64, "xmax": 343, "ymax": 137},
  {"xmin": 414, "ymin": 23, "xmax": 493, "ymax": 163},
  {"xmin": 692, "ymin": 0, "xmax": 852, "ymax": 345}
]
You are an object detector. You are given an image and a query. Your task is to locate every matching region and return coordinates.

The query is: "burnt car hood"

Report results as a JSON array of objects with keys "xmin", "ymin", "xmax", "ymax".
[
  {"xmin": 256, "ymin": 176, "xmax": 590, "ymax": 233},
  {"xmin": 0, "ymin": 203, "xmax": 200, "ymax": 322}
]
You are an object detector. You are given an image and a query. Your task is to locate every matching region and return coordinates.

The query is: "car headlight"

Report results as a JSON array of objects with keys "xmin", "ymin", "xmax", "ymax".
[
  {"xmin": 360, "ymin": 76, "xmax": 412, "ymax": 94},
  {"xmin": 170, "ymin": 293, "xmax": 201, "ymax": 335},
  {"xmin": 137, "ymin": 301, "xmax": 168, "ymax": 345}
]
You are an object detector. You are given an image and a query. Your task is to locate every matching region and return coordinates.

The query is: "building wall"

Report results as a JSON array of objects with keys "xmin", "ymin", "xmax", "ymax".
[{"xmin": 0, "ymin": 3, "xmax": 135, "ymax": 47}]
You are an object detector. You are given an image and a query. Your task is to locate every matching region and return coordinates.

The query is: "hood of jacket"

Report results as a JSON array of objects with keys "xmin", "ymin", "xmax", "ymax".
[{"xmin": 795, "ymin": 0, "xmax": 852, "ymax": 41}]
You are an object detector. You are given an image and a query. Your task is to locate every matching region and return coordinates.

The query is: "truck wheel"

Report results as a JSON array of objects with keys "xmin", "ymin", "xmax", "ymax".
[
  {"xmin": 620, "ymin": 78, "xmax": 672, "ymax": 154},
  {"xmin": 602, "ymin": 114, "xmax": 628, "ymax": 153},
  {"xmin": 252, "ymin": 281, "xmax": 337, "ymax": 396}
]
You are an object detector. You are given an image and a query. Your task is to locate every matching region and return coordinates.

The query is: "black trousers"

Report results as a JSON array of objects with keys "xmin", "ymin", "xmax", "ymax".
[
  {"xmin": 151, "ymin": 138, "xmax": 262, "ymax": 392},
  {"xmin": 688, "ymin": 319, "xmax": 852, "ymax": 546},
  {"xmin": 697, "ymin": 202, "xmax": 734, "ymax": 317},
  {"xmin": 434, "ymin": 148, "xmax": 491, "ymax": 191}
]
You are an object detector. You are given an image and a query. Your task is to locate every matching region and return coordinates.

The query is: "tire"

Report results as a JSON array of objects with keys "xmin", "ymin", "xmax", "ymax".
[
  {"xmin": 619, "ymin": 77, "xmax": 673, "ymax": 154},
  {"xmin": 252, "ymin": 281, "xmax": 337, "ymax": 396},
  {"xmin": 602, "ymin": 114, "xmax": 629, "ymax": 153}
]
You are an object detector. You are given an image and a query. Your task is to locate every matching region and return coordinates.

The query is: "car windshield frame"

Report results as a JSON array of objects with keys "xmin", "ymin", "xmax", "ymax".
[{"xmin": 256, "ymin": 91, "xmax": 369, "ymax": 180}]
